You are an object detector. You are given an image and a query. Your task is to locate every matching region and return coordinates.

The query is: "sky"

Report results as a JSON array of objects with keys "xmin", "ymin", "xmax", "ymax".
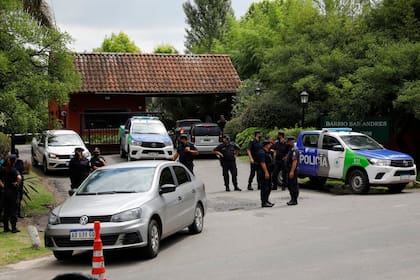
[{"xmin": 46, "ymin": 0, "xmax": 259, "ymax": 54}]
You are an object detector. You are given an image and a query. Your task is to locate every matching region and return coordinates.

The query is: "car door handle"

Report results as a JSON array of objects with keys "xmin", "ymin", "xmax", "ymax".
[{"xmin": 178, "ymin": 196, "xmax": 182, "ymax": 201}]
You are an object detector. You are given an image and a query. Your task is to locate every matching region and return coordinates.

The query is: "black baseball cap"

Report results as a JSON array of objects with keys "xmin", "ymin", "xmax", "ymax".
[
  {"xmin": 74, "ymin": 147, "xmax": 84, "ymax": 153},
  {"xmin": 277, "ymin": 131, "xmax": 285, "ymax": 137},
  {"xmin": 179, "ymin": 134, "xmax": 188, "ymax": 140},
  {"xmin": 254, "ymin": 130, "xmax": 262, "ymax": 136},
  {"xmin": 262, "ymin": 140, "xmax": 271, "ymax": 146},
  {"xmin": 286, "ymin": 136, "xmax": 296, "ymax": 142}
]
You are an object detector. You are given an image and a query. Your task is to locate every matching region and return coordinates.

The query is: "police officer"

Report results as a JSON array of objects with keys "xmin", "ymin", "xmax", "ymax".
[
  {"xmin": 13, "ymin": 149, "xmax": 25, "ymax": 218},
  {"xmin": 213, "ymin": 135, "xmax": 241, "ymax": 192},
  {"xmin": 90, "ymin": 147, "xmax": 107, "ymax": 171},
  {"xmin": 3, "ymin": 154, "xmax": 22, "ymax": 233},
  {"xmin": 0, "ymin": 155, "xmax": 5, "ymax": 227},
  {"xmin": 69, "ymin": 147, "xmax": 90, "ymax": 195},
  {"xmin": 271, "ymin": 131, "xmax": 289, "ymax": 190},
  {"xmin": 258, "ymin": 140, "xmax": 275, "ymax": 207},
  {"xmin": 173, "ymin": 134, "xmax": 199, "ymax": 174},
  {"xmin": 246, "ymin": 130, "xmax": 262, "ymax": 190},
  {"xmin": 285, "ymin": 136, "xmax": 300, "ymax": 205}
]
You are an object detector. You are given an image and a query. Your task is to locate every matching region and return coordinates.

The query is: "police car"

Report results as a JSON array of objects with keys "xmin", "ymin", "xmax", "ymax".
[
  {"xmin": 119, "ymin": 116, "xmax": 174, "ymax": 160},
  {"xmin": 296, "ymin": 128, "xmax": 417, "ymax": 193}
]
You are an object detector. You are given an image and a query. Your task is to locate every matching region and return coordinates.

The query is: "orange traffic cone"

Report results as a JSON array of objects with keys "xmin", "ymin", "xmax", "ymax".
[{"xmin": 92, "ymin": 221, "xmax": 107, "ymax": 280}]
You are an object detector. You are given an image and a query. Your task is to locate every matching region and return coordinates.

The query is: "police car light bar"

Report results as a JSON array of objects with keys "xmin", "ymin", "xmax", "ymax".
[
  {"xmin": 132, "ymin": 116, "xmax": 159, "ymax": 120},
  {"xmin": 322, "ymin": 127, "xmax": 352, "ymax": 132}
]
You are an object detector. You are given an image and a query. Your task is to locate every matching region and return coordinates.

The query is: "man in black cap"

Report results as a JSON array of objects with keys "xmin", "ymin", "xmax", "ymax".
[
  {"xmin": 90, "ymin": 147, "xmax": 107, "ymax": 171},
  {"xmin": 271, "ymin": 131, "xmax": 289, "ymax": 190},
  {"xmin": 258, "ymin": 140, "xmax": 275, "ymax": 207},
  {"xmin": 173, "ymin": 134, "xmax": 199, "ymax": 174},
  {"xmin": 68, "ymin": 147, "xmax": 90, "ymax": 194},
  {"xmin": 246, "ymin": 130, "xmax": 262, "ymax": 190},
  {"xmin": 285, "ymin": 136, "xmax": 300, "ymax": 205},
  {"xmin": 2, "ymin": 154, "xmax": 22, "ymax": 233},
  {"xmin": 213, "ymin": 135, "xmax": 241, "ymax": 192}
]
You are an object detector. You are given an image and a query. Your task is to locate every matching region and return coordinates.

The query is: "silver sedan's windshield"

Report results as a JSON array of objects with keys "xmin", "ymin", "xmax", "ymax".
[
  {"xmin": 77, "ymin": 167, "xmax": 155, "ymax": 194},
  {"xmin": 340, "ymin": 135, "xmax": 383, "ymax": 150}
]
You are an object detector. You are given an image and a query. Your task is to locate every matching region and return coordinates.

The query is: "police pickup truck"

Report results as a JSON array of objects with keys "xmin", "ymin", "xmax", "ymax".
[
  {"xmin": 296, "ymin": 128, "xmax": 417, "ymax": 193},
  {"xmin": 119, "ymin": 116, "xmax": 174, "ymax": 161}
]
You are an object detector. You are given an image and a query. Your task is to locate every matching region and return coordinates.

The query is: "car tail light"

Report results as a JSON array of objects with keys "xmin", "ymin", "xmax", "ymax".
[
  {"xmin": 219, "ymin": 134, "xmax": 223, "ymax": 142},
  {"xmin": 191, "ymin": 135, "xmax": 195, "ymax": 142}
]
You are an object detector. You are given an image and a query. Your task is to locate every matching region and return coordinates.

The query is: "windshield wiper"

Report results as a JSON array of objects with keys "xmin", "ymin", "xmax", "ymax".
[
  {"xmin": 76, "ymin": 192, "xmax": 97, "ymax": 195},
  {"xmin": 96, "ymin": 191, "xmax": 136, "ymax": 195}
]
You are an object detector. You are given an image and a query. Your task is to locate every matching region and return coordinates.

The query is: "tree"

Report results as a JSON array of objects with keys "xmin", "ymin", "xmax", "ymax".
[
  {"xmin": 0, "ymin": 0, "xmax": 81, "ymax": 138},
  {"xmin": 93, "ymin": 32, "xmax": 141, "ymax": 53},
  {"xmin": 183, "ymin": 0, "xmax": 234, "ymax": 53},
  {"xmin": 153, "ymin": 44, "xmax": 179, "ymax": 54},
  {"xmin": 21, "ymin": 0, "xmax": 54, "ymax": 28}
]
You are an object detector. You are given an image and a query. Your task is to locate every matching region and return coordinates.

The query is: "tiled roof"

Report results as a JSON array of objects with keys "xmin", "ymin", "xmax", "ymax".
[{"xmin": 74, "ymin": 53, "xmax": 241, "ymax": 94}]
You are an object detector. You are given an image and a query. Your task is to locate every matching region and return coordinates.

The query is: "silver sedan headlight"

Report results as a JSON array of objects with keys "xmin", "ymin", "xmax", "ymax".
[
  {"xmin": 111, "ymin": 208, "xmax": 142, "ymax": 222},
  {"xmin": 48, "ymin": 211, "xmax": 60, "ymax": 225},
  {"xmin": 368, "ymin": 158, "xmax": 391, "ymax": 166}
]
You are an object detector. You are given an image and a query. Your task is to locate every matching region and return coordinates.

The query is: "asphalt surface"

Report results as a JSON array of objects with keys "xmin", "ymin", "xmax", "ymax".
[{"xmin": 1, "ymin": 145, "xmax": 420, "ymax": 280}]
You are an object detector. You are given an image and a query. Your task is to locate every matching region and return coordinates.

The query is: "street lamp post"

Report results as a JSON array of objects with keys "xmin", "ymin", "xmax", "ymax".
[{"xmin": 300, "ymin": 91, "xmax": 309, "ymax": 127}]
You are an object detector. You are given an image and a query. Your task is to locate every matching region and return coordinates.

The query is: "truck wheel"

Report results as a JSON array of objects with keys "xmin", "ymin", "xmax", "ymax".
[
  {"xmin": 388, "ymin": 184, "xmax": 406, "ymax": 193},
  {"xmin": 120, "ymin": 143, "xmax": 127, "ymax": 158},
  {"xmin": 309, "ymin": 177, "xmax": 327, "ymax": 188},
  {"xmin": 348, "ymin": 169, "xmax": 369, "ymax": 194}
]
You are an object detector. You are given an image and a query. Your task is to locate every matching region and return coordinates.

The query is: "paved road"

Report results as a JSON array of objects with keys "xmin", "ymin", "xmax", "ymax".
[{"xmin": 1, "ymin": 145, "xmax": 420, "ymax": 280}]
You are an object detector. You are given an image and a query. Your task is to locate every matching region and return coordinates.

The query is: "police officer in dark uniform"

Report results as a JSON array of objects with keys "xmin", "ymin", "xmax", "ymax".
[
  {"xmin": 213, "ymin": 135, "xmax": 241, "ymax": 192},
  {"xmin": 90, "ymin": 147, "xmax": 107, "ymax": 171},
  {"xmin": 0, "ymin": 155, "xmax": 5, "ymax": 226},
  {"xmin": 69, "ymin": 147, "xmax": 90, "ymax": 195},
  {"xmin": 173, "ymin": 134, "xmax": 199, "ymax": 174},
  {"xmin": 285, "ymin": 136, "xmax": 300, "ymax": 205},
  {"xmin": 258, "ymin": 140, "xmax": 275, "ymax": 207},
  {"xmin": 13, "ymin": 149, "xmax": 25, "ymax": 218},
  {"xmin": 3, "ymin": 154, "xmax": 22, "ymax": 233},
  {"xmin": 271, "ymin": 131, "xmax": 289, "ymax": 190},
  {"xmin": 246, "ymin": 130, "xmax": 262, "ymax": 190}
]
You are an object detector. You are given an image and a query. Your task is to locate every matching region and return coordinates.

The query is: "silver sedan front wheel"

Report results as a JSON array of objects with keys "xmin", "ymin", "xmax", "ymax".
[
  {"xmin": 189, "ymin": 204, "xmax": 204, "ymax": 234},
  {"xmin": 144, "ymin": 219, "xmax": 160, "ymax": 259}
]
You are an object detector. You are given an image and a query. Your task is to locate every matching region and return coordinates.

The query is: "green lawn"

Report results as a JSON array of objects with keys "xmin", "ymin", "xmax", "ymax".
[{"xmin": 0, "ymin": 172, "xmax": 55, "ymax": 266}]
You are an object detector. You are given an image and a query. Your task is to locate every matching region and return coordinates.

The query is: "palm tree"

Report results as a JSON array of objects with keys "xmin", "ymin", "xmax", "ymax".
[{"xmin": 21, "ymin": 0, "xmax": 54, "ymax": 28}]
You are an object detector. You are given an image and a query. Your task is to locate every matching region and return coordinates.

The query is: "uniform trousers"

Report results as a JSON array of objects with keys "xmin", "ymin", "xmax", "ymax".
[
  {"xmin": 221, "ymin": 161, "xmax": 238, "ymax": 189},
  {"xmin": 3, "ymin": 188, "xmax": 19, "ymax": 230},
  {"xmin": 258, "ymin": 170, "xmax": 272, "ymax": 204},
  {"xmin": 248, "ymin": 162, "xmax": 262, "ymax": 188},
  {"xmin": 287, "ymin": 174, "xmax": 299, "ymax": 203},
  {"xmin": 272, "ymin": 160, "xmax": 286, "ymax": 188}
]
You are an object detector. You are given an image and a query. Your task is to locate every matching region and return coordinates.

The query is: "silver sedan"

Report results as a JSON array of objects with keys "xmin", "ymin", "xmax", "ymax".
[{"xmin": 45, "ymin": 160, "xmax": 206, "ymax": 260}]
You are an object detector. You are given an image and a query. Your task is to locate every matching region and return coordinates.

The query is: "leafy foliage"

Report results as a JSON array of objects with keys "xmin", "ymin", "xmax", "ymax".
[
  {"xmin": 93, "ymin": 32, "xmax": 141, "ymax": 53},
  {"xmin": 183, "ymin": 0, "xmax": 234, "ymax": 53},
  {"xmin": 153, "ymin": 44, "xmax": 179, "ymax": 54},
  {"xmin": 0, "ymin": 0, "xmax": 81, "ymax": 134}
]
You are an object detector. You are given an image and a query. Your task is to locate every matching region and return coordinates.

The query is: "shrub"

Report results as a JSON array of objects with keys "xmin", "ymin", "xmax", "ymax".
[
  {"xmin": 235, "ymin": 127, "xmax": 270, "ymax": 154},
  {"xmin": 224, "ymin": 117, "xmax": 244, "ymax": 140},
  {"xmin": 0, "ymin": 132, "xmax": 11, "ymax": 155}
]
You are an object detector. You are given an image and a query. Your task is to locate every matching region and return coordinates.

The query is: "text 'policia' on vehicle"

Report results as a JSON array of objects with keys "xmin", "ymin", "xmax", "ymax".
[{"xmin": 296, "ymin": 128, "xmax": 417, "ymax": 194}]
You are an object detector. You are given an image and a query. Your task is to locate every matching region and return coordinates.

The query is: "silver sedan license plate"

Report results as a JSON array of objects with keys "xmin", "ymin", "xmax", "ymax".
[{"xmin": 70, "ymin": 229, "xmax": 94, "ymax": 241}]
